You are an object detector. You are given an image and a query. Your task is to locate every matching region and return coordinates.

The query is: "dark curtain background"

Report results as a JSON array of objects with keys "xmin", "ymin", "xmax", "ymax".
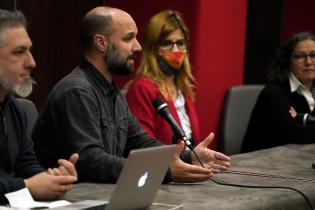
[{"xmin": 0, "ymin": 0, "xmax": 104, "ymax": 110}]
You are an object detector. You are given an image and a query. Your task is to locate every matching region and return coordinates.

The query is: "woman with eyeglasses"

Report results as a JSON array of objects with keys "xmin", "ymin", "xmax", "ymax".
[
  {"xmin": 125, "ymin": 10, "xmax": 201, "ymax": 146},
  {"xmin": 242, "ymin": 31, "xmax": 315, "ymax": 153}
]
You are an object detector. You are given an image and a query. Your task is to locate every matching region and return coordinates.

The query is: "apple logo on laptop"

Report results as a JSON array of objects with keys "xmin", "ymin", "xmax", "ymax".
[{"xmin": 137, "ymin": 172, "xmax": 149, "ymax": 187}]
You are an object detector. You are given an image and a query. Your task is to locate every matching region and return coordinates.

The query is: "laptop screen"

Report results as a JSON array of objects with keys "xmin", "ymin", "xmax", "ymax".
[{"xmin": 106, "ymin": 145, "xmax": 177, "ymax": 210}]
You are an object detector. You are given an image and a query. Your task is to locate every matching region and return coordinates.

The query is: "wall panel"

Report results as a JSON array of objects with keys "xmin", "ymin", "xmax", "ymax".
[{"xmin": 0, "ymin": 0, "xmax": 104, "ymax": 109}]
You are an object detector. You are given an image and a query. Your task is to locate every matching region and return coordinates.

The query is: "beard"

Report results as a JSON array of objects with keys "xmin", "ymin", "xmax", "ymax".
[
  {"xmin": 0, "ymin": 65, "xmax": 36, "ymax": 98},
  {"xmin": 104, "ymin": 41, "xmax": 135, "ymax": 76}
]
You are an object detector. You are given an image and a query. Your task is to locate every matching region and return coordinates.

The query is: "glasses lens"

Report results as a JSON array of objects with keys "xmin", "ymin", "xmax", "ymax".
[
  {"xmin": 310, "ymin": 52, "xmax": 315, "ymax": 61},
  {"xmin": 293, "ymin": 54, "xmax": 304, "ymax": 63},
  {"xmin": 175, "ymin": 40, "xmax": 186, "ymax": 50},
  {"xmin": 293, "ymin": 51, "xmax": 315, "ymax": 63},
  {"xmin": 160, "ymin": 39, "xmax": 186, "ymax": 52}
]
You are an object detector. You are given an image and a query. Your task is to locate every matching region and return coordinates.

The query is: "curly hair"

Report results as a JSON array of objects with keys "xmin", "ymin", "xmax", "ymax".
[{"xmin": 268, "ymin": 31, "xmax": 315, "ymax": 83}]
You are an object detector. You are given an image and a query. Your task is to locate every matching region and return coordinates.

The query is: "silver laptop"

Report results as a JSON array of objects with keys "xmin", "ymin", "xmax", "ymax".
[{"xmin": 105, "ymin": 144, "xmax": 177, "ymax": 210}]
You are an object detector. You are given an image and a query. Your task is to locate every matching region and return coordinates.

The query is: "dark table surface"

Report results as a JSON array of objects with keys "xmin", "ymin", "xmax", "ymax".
[{"xmin": 61, "ymin": 143, "xmax": 315, "ymax": 210}]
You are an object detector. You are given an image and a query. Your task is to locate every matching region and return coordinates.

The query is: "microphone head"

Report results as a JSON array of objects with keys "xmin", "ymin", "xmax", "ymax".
[
  {"xmin": 295, "ymin": 113, "xmax": 315, "ymax": 127},
  {"xmin": 152, "ymin": 97, "xmax": 191, "ymax": 146},
  {"xmin": 152, "ymin": 97, "xmax": 167, "ymax": 112}
]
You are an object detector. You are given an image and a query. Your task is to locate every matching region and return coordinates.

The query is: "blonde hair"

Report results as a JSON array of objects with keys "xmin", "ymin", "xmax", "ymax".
[{"xmin": 137, "ymin": 10, "xmax": 195, "ymax": 100}]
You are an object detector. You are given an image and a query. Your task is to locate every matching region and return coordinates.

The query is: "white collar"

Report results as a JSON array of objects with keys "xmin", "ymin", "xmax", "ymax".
[{"xmin": 289, "ymin": 73, "xmax": 307, "ymax": 92}]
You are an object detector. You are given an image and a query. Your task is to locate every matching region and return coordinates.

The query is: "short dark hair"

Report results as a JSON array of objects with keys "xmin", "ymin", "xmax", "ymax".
[
  {"xmin": 268, "ymin": 31, "xmax": 315, "ymax": 83},
  {"xmin": 0, "ymin": 9, "xmax": 27, "ymax": 47},
  {"xmin": 79, "ymin": 12, "xmax": 113, "ymax": 50}
]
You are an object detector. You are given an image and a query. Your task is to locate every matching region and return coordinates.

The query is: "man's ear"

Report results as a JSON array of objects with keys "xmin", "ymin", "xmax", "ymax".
[{"xmin": 94, "ymin": 34, "xmax": 108, "ymax": 53}]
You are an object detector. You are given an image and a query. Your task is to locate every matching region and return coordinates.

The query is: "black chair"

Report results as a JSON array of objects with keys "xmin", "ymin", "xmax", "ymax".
[
  {"xmin": 16, "ymin": 98, "xmax": 38, "ymax": 137},
  {"xmin": 219, "ymin": 85, "xmax": 264, "ymax": 155}
]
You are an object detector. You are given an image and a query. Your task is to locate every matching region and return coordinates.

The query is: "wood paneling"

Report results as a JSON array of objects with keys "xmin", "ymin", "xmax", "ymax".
[
  {"xmin": 244, "ymin": 0, "xmax": 283, "ymax": 84},
  {"xmin": 0, "ymin": 0, "xmax": 104, "ymax": 110}
]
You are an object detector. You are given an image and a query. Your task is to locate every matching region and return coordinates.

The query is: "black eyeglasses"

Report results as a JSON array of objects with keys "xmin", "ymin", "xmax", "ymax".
[
  {"xmin": 292, "ymin": 51, "xmax": 315, "ymax": 64},
  {"xmin": 159, "ymin": 39, "xmax": 187, "ymax": 52}
]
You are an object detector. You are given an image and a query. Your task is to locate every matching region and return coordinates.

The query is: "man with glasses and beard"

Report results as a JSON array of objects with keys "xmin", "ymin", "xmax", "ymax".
[
  {"xmin": 32, "ymin": 6, "xmax": 230, "ymax": 184},
  {"xmin": 0, "ymin": 9, "xmax": 78, "ymax": 203}
]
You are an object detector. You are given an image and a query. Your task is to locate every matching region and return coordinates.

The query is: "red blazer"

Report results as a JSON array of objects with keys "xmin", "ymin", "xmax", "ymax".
[{"xmin": 126, "ymin": 77, "xmax": 201, "ymax": 145}]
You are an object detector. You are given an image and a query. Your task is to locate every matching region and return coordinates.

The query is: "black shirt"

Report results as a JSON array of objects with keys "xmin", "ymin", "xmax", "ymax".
[
  {"xmin": 0, "ymin": 95, "xmax": 44, "ymax": 203},
  {"xmin": 32, "ymin": 60, "xmax": 191, "ymax": 183},
  {"xmin": 242, "ymin": 80, "xmax": 315, "ymax": 152}
]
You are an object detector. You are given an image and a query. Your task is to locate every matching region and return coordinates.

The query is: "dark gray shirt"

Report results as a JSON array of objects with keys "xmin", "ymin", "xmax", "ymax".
[{"xmin": 32, "ymin": 60, "xmax": 191, "ymax": 183}]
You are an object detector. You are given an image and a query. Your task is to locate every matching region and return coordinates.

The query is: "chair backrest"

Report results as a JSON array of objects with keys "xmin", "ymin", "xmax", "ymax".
[
  {"xmin": 16, "ymin": 98, "xmax": 39, "ymax": 137},
  {"xmin": 219, "ymin": 85, "xmax": 264, "ymax": 155}
]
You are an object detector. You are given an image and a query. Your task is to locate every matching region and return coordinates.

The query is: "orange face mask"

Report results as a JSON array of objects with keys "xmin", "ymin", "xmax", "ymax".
[{"xmin": 159, "ymin": 51, "xmax": 185, "ymax": 69}]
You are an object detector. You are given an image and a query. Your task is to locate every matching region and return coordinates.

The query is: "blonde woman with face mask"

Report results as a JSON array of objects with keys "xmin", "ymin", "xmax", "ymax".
[{"xmin": 126, "ymin": 10, "xmax": 201, "ymax": 147}]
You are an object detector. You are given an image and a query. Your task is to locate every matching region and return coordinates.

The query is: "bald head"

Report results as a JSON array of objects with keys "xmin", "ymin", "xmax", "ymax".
[
  {"xmin": 86, "ymin": 6, "xmax": 128, "ymax": 17},
  {"xmin": 80, "ymin": 6, "xmax": 133, "ymax": 50}
]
